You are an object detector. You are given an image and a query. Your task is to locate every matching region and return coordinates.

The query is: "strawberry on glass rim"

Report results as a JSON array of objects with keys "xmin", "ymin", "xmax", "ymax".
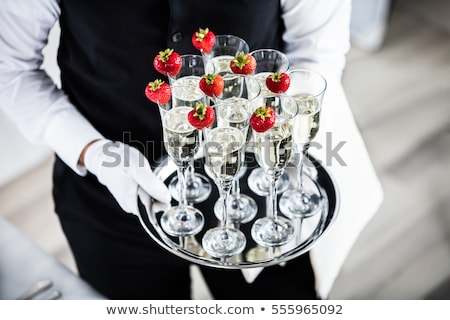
[
  {"xmin": 266, "ymin": 72, "xmax": 291, "ymax": 94},
  {"xmin": 230, "ymin": 51, "xmax": 257, "ymax": 75},
  {"xmin": 250, "ymin": 106, "xmax": 276, "ymax": 133},
  {"xmin": 199, "ymin": 73, "xmax": 224, "ymax": 98},
  {"xmin": 153, "ymin": 48, "xmax": 182, "ymax": 77},
  {"xmin": 144, "ymin": 79, "xmax": 171, "ymax": 104},
  {"xmin": 192, "ymin": 27, "xmax": 216, "ymax": 54},
  {"xmin": 187, "ymin": 102, "xmax": 215, "ymax": 130}
]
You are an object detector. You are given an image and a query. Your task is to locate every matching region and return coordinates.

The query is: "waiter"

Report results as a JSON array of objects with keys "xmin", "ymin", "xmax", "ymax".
[{"xmin": 0, "ymin": 0, "xmax": 383, "ymax": 299}]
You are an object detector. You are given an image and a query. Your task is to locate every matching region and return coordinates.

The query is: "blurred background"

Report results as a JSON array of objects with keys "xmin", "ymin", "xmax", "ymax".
[{"xmin": 1, "ymin": 0, "xmax": 449, "ymax": 299}]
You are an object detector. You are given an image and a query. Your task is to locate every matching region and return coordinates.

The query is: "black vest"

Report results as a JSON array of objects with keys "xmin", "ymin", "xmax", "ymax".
[{"xmin": 58, "ymin": 0, "xmax": 285, "ymax": 166}]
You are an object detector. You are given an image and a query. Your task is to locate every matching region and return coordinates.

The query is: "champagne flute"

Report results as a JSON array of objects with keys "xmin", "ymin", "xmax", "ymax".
[
  {"xmin": 211, "ymin": 74, "xmax": 261, "ymax": 227},
  {"xmin": 247, "ymin": 49, "xmax": 291, "ymax": 196},
  {"xmin": 168, "ymin": 54, "xmax": 215, "ymax": 87},
  {"xmin": 279, "ymin": 69, "xmax": 327, "ymax": 238},
  {"xmin": 167, "ymin": 54, "xmax": 215, "ymax": 204},
  {"xmin": 202, "ymin": 34, "xmax": 249, "ymax": 76},
  {"xmin": 158, "ymin": 84, "xmax": 206, "ymax": 238},
  {"xmin": 250, "ymin": 48, "xmax": 290, "ymax": 95},
  {"xmin": 218, "ymin": 72, "xmax": 261, "ymax": 101},
  {"xmin": 212, "ymin": 97, "xmax": 257, "ymax": 227},
  {"xmin": 202, "ymin": 124, "xmax": 247, "ymax": 259},
  {"xmin": 250, "ymin": 94, "xmax": 298, "ymax": 248}
]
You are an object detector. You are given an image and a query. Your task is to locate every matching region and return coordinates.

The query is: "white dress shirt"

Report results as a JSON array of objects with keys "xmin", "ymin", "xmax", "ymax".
[{"xmin": 0, "ymin": 0, "xmax": 383, "ymax": 298}]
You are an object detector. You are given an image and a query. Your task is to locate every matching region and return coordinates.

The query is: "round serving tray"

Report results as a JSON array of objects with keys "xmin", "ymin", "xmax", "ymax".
[{"xmin": 138, "ymin": 153, "xmax": 339, "ymax": 269}]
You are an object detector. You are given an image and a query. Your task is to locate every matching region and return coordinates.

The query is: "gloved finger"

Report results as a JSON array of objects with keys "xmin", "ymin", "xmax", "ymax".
[
  {"xmin": 137, "ymin": 187, "xmax": 151, "ymax": 210},
  {"xmin": 137, "ymin": 187, "xmax": 170, "ymax": 217},
  {"xmin": 95, "ymin": 162, "xmax": 138, "ymax": 214},
  {"xmin": 152, "ymin": 200, "xmax": 171, "ymax": 214},
  {"xmin": 124, "ymin": 183, "xmax": 140, "ymax": 216},
  {"xmin": 140, "ymin": 171, "xmax": 172, "ymax": 204},
  {"xmin": 120, "ymin": 145, "xmax": 171, "ymax": 204},
  {"xmin": 117, "ymin": 177, "xmax": 170, "ymax": 217},
  {"xmin": 114, "ymin": 174, "xmax": 140, "ymax": 215},
  {"xmin": 133, "ymin": 166, "xmax": 171, "ymax": 204}
]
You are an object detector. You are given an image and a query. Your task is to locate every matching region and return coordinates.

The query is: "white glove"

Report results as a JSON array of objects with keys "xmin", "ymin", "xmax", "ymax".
[{"xmin": 84, "ymin": 139, "xmax": 171, "ymax": 215}]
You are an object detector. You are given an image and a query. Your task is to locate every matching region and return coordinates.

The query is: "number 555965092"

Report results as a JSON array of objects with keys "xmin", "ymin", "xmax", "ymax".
[{"xmin": 271, "ymin": 304, "xmax": 343, "ymax": 315}]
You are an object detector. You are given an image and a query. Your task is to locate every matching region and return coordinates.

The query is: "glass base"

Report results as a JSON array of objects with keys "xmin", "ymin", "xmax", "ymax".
[
  {"xmin": 247, "ymin": 168, "xmax": 290, "ymax": 196},
  {"xmin": 202, "ymin": 227, "xmax": 247, "ymax": 258},
  {"xmin": 169, "ymin": 173, "xmax": 212, "ymax": 204},
  {"xmin": 160, "ymin": 206, "xmax": 204, "ymax": 237},
  {"xmin": 251, "ymin": 216, "xmax": 295, "ymax": 247},
  {"xmin": 279, "ymin": 189, "xmax": 322, "ymax": 219},
  {"xmin": 213, "ymin": 194, "xmax": 258, "ymax": 225}
]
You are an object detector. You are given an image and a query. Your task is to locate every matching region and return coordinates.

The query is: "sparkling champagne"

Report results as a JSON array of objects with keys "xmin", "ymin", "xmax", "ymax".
[
  {"xmin": 171, "ymin": 76, "xmax": 204, "ymax": 108},
  {"xmin": 216, "ymin": 98, "xmax": 250, "ymax": 138},
  {"xmin": 253, "ymin": 72, "xmax": 273, "ymax": 96},
  {"xmin": 254, "ymin": 121, "xmax": 293, "ymax": 174},
  {"xmin": 204, "ymin": 127, "xmax": 244, "ymax": 183},
  {"xmin": 292, "ymin": 93, "xmax": 320, "ymax": 144},
  {"xmin": 163, "ymin": 107, "xmax": 199, "ymax": 163},
  {"xmin": 210, "ymin": 55, "xmax": 234, "ymax": 76}
]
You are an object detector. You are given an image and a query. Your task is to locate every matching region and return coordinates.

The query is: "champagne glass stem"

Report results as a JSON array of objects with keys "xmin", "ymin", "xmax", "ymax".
[
  {"xmin": 232, "ymin": 178, "xmax": 240, "ymax": 198},
  {"xmin": 295, "ymin": 217, "xmax": 304, "ymax": 244},
  {"xmin": 187, "ymin": 160, "xmax": 195, "ymax": 180},
  {"xmin": 231, "ymin": 179, "xmax": 240, "ymax": 226},
  {"xmin": 176, "ymin": 163, "xmax": 188, "ymax": 212},
  {"xmin": 178, "ymin": 236, "xmax": 186, "ymax": 249},
  {"xmin": 265, "ymin": 196, "xmax": 271, "ymax": 218},
  {"xmin": 198, "ymin": 128, "xmax": 205, "ymax": 149},
  {"xmin": 268, "ymin": 247, "xmax": 275, "ymax": 259},
  {"xmin": 269, "ymin": 173, "xmax": 279, "ymax": 220},
  {"xmin": 185, "ymin": 161, "xmax": 195, "ymax": 206},
  {"xmin": 219, "ymin": 181, "xmax": 233, "ymax": 229},
  {"xmin": 218, "ymin": 181, "xmax": 233, "ymax": 262},
  {"xmin": 296, "ymin": 144, "xmax": 309, "ymax": 193}
]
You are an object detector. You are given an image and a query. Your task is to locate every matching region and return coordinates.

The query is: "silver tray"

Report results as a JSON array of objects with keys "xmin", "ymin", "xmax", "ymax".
[{"xmin": 137, "ymin": 154, "xmax": 339, "ymax": 269}]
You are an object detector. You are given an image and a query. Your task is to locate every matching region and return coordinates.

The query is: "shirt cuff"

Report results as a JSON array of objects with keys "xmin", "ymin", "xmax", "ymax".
[{"xmin": 43, "ymin": 105, "xmax": 104, "ymax": 176}]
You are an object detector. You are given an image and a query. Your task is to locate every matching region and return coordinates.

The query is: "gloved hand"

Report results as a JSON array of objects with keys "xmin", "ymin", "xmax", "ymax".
[{"xmin": 83, "ymin": 139, "xmax": 171, "ymax": 215}]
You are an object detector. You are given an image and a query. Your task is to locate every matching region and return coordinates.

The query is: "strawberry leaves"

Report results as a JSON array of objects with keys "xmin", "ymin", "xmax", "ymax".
[
  {"xmin": 230, "ymin": 51, "xmax": 257, "ymax": 75},
  {"xmin": 187, "ymin": 102, "xmax": 215, "ymax": 130},
  {"xmin": 153, "ymin": 48, "xmax": 182, "ymax": 77},
  {"xmin": 144, "ymin": 79, "xmax": 171, "ymax": 104},
  {"xmin": 192, "ymin": 27, "xmax": 216, "ymax": 53},
  {"xmin": 266, "ymin": 72, "xmax": 291, "ymax": 94},
  {"xmin": 250, "ymin": 106, "xmax": 276, "ymax": 132},
  {"xmin": 199, "ymin": 73, "xmax": 224, "ymax": 98}
]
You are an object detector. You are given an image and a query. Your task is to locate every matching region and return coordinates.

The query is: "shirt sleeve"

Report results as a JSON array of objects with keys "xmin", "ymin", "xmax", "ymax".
[
  {"xmin": 281, "ymin": 0, "xmax": 352, "ymax": 81},
  {"xmin": 0, "ymin": 0, "xmax": 104, "ymax": 175}
]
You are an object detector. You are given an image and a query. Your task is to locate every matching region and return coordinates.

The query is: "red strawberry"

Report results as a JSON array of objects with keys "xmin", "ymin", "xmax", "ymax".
[
  {"xmin": 192, "ymin": 27, "xmax": 216, "ymax": 53},
  {"xmin": 187, "ymin": 102, "xmax": 215, "ymax": 130},
  {"xmin": 144, "ymin": 79, "xmax": 171, "ymax": 104},
  {"xmin": 250, "ymin": 106, "xmax": 276, "ymax": 133},
  {"xmin": 199, "ymin": 74, "xmax": 224, "ymax": 98},
  {"xmin": 153, "ymin": 48, "xmax": 182, "ymax": 77},
  {"xmin": 266, "ymin": 72, "xmax": 291, "ymax": 94},
  {"xmin": 230, "ymin": 51, "xmax": 257, "ymax": 75}
]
